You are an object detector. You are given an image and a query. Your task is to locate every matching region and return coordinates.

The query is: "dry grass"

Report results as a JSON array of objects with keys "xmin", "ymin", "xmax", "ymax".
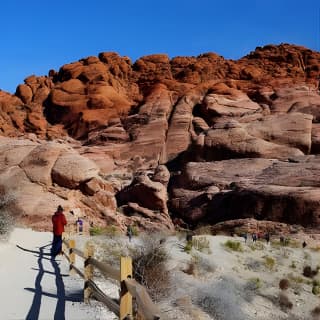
[
  {"xmin": 0, "ymin": 194, "xmax": 16, "ymax": 241},
  {"xmin": 224, "ymin": 240, "xmax": 243, "ymax": 252},
  {"xmin": 131, "ymin": 234, "xmax": 170, "ymax": 301}
]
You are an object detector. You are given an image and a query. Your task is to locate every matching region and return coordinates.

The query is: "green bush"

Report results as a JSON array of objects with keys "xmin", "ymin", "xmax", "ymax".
[
  {"xmin": 89, "ymin": 225, "xmax": 120, "ymax": 236},
  {"xmin": 224, "ymin": 240, "xmax": 243, "ymax": 252},
  {"xmin": 184, "ymin": 240, "xmax": 193, "ymax": 253},
  {"xmin": 248, "ymin": 277, "xmax": 262, "ymax": 290},
  {"xmin": 312, "ymin": 285, "xmax": 320, "ymax": 295},
  {"xmin": 264, "ymin": 256, "xmax": 276, "ymax": 270}
]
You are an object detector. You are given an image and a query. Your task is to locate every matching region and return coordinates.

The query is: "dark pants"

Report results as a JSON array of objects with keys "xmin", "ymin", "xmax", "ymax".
[{"xmin": 51, "ymin": 234, "xmax": 62, "ymax": 257}]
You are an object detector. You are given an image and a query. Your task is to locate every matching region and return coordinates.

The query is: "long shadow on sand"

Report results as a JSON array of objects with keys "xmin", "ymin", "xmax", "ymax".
[{"xmin": 16, "ymin": 244, "xmax": 82, "ymax": 320}]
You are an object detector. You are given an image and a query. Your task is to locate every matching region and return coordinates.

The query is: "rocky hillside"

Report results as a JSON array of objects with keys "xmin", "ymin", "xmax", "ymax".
[{"xmin": 1, "ymin": 43, "xmax": 320, "ymax": 232}]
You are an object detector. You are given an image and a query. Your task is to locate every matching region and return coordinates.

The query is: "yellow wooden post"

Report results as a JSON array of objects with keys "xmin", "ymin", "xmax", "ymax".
[
  {"xmin": 69, "ymin": 239, "xmax": 76, "ymax": 275},
  {"xmin": 84, "ymin": 243, "xmax": 94, "ymax": 303},
  {"xmin": 120, "ymin": 256, "xmax": 132, "ymax": 320}
]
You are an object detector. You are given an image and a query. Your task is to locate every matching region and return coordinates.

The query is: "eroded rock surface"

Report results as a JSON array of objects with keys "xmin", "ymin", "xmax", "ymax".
[{"xmin": 1, "ymin": 43, "xmax": 320, "ymax": 231}]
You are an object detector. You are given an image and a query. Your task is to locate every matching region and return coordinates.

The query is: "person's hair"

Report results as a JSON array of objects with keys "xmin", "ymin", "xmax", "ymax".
[{"xmin": 57, "ymin": 205, "xmax": 64, "ymax": 212}]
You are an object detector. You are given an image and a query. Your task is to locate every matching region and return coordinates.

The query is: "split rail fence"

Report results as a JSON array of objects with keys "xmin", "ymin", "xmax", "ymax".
[{"xmin": 62, "ymin": 238, "xmax": 162, "ymax": 320}]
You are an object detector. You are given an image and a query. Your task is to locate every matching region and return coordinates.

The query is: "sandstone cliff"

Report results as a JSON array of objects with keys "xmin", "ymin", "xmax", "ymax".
[{"xmin": 1, "ymin": 43, "xmax": 320, "ymax": 232}]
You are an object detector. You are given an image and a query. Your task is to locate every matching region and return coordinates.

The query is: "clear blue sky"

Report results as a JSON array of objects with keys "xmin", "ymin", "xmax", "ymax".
[{"xmin": 1, "ymin": 0, "xmax": 319, "ymax": 93}]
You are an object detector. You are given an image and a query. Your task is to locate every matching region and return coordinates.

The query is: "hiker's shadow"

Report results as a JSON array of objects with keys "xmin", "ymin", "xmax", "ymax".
[{"xmin": 16, "ymin": 244, "xmax": 82, "ymax": 320}]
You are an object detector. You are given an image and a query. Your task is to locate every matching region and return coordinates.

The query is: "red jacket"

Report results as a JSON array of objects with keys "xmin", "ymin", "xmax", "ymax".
[{"xmin": 52, "ymin": 211, "xmax": 67, "ymax": 236}]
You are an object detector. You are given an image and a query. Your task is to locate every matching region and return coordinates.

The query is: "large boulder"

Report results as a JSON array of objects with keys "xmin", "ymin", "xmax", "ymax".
[
  {"xmin": 51, "ymin": 149, "xmax": 99, "ymax": 188},
  {"xmin": 170, "ymin": 157, "xmax": 320, "ymax": 227}
]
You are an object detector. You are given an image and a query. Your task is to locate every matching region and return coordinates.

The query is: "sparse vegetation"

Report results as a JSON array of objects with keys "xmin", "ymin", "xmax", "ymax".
[
  {"xmin": 192, "ymin": 236, "xmax": 211, "ymax": 253},
  {"xmin": 264, "ymin": 256, "xmax": 276, "ymax": 270},
  {"xmin": 184, "ymin": 240, "xmax": 193, "ymax": 253},
  {"xmin": 224, "ymin": 240, "xmax": 243, "ymax": 252},
  {"xmin": 131, "ymin": 234, "xmax": 170, "ymax": 301},
  {"xmin": 89, "ymin": 225, "xmax": 121, "ymax": 236},
  {"xmin": 248, "ymin": 241, "xmax": 265, "ymax": 251},
  {"xmin": 312, "ymin": 285, "xmax": 320, "ymax": 295},
  {"xmin": 0, "ymin": 194, "xmax": 16, "ymax": 241},
  {"xmin": 91, "ymin": 230, "xmax": 320, "ymax": 319},
  {"xmin": 248, "ymin": 277, "xmax": 262, "ymax": 290}
]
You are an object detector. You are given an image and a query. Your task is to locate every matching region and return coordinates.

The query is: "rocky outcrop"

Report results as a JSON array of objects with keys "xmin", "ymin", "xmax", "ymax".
[
  {"xmin": 0, "ymin": 137, "xmax": 118, "ymax": 230},
  {"xmin": 169, "ymin": 157, "xmax": 320, "ymax": 227},
  {"xmin": 0, "ymin": 43, "xmax": 320, "ymax": 232}
]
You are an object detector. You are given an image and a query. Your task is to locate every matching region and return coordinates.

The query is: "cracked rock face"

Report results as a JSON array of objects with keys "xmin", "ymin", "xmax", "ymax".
[{"xmin": 1, "ymin": 43, "xmax": 320, "ymax": 231}]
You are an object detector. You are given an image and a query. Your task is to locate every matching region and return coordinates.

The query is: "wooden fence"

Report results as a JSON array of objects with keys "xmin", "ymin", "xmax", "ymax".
[{"xmin": 62, "ymin": 238, "xmax": 162, "ymax": 320}]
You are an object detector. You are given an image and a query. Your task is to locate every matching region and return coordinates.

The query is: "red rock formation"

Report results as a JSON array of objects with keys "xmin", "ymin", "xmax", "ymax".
[{"xmin": 0, "ymin": 43, "xmax": 320, "ymax": 231}]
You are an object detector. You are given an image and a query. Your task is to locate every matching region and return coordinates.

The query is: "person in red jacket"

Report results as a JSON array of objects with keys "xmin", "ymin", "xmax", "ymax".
[{"xmin": 51, "ymin": 205, "xmax": 67, "ymax": 257}]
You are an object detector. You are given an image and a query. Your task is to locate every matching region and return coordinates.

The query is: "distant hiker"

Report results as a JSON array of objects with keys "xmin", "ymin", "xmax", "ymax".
[
  {"xmin": 265, "ymin": 233, "xmax": 270, "ymax": 244},
  {"xmin": 280, "ymin": 236, "xmax": 284, "ymax": 245},
  {"xmin": 252, "ymin": 233, "xmax": 257, "ymax": 243},
  {"xmin": 51, "ymin": 205, "xmax": 67, "ymax": 257},
  {"xmin": 127, "ymin": 224, "xmax": 133, "ymax": 242},
  {"xmin": 242, "ymin": 233, "xmax": 248, "ymax": 243},
  {"xmin": 76, "ymin": 217, "xmax": 83, "ymax": 234},
  {"xmin": 302, "ymin": 241, "xmax": 307, "ymax": 248}
]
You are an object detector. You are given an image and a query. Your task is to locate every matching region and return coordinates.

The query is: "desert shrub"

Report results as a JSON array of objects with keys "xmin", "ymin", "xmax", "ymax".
[
  {"xmin": 0, "ymin": 194, "xmax": 16, "ymax": 241},
  {"xmin": 192, "ymin": 236, "xmax": 211, "ymax": 253},
  {"xmin": 245, "ymin": 258, "xmax": 261, "ymax": 271},
  {"xmin": 184, "ymin": 240, "xmax": 193, "ymax": 253},
  {"xmin": 312, "ymin": 285, "xmax": 320, "ymax": 295},
  {"xmin": 279, "ymin": 292, "xmax": 293, "ymax": 311},
  {"xmin": 131, "ymin": 234, "xmax": 169, "ymax": 301},
  {"xmin": 264, "ymin": 256, "xmax": 276, "ymax": 270},
  {"xmin": 247, "ymin": 277, "xmax": 262, "ymax": 290},
  {"xmin": 279, "ymin": 278, "xmax": 290, "ymax": 290},
  {"xmin": 94, "ymin": 237, "xmax": 129, "ymax": 268},
  {"xmin": 224, "ymin": 240, "xmax": 243, "ymax": 252},
  {"xmin": 311, "ymin": 306, "xmax": 320, "ymax": 317},
  {"xmin": 248, "ymin": 241, "xmax": 265, "ymax": 251},
  {"xmin": 89, "ymin": 225, "xmax": 121, "ymax": 236},
  {"xmin": 303, "ymin": 266, "xmax": 318, "ymax": 278},
  {"xmin": 184, "ymin": 253, "xmax": 216, "ymax": 277},
  {"xmin": 290, "ymin": 261, "xmax": 297, "ymax": 269}
]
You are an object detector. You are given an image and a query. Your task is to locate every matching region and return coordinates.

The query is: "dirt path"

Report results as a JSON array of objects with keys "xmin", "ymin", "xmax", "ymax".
[{"xmin": 0, "ymin": 228, "xmax": 108, "ymax": 320}]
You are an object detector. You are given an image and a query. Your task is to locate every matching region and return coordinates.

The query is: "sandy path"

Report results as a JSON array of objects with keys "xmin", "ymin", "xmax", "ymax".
[{"xmin": 0, "ymin": 228, "xmax": 109, "ymax": 320}]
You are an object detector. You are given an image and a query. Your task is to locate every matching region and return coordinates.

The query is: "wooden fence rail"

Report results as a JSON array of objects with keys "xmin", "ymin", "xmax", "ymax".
[{"xmin": 62, "ymin": 238, "xmax": 163, "ymax": 320}]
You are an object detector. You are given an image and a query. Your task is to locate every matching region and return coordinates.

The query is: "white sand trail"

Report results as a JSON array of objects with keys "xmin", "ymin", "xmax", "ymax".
[{"xmin": 0, "ymin": 228, "xmax": 112, "ymax": 320}]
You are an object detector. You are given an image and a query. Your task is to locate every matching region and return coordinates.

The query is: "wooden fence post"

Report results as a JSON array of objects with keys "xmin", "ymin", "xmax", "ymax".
[
  {"xmin": 84, "ymin": 243, "xmax": 94, "ymax": 303},
  {"xmin": 120, "ymin": 256, "xmax": 132, "ymax": 320},
  {"xmin": 69, "ymin": 239, "xmax": 76, "ymax": 275}
]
